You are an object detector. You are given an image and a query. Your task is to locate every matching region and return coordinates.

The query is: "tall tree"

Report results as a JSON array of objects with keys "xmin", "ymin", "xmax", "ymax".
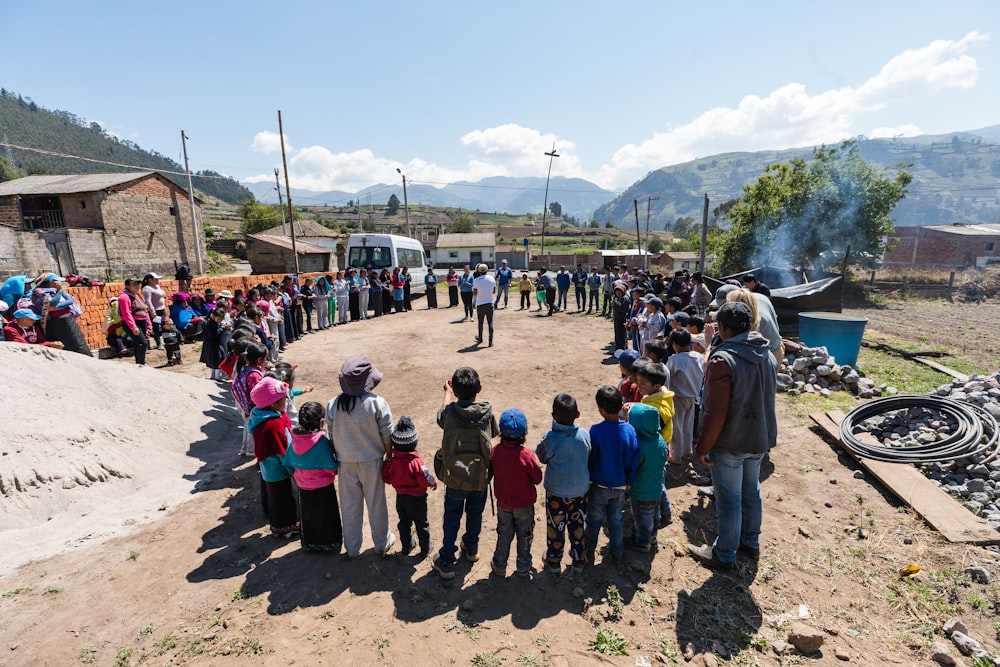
[
  {"xmin": 387, "ymin": 194, "xmax": 400, "ymax": 215},
  {"xmin": 713, "ymin": 140, "xmax": 912, "ymax": 274},
  {"xmin": 238, "ymin": 196, "xmax": 299, "ymax": 235},
  {"xmin": 548, "ymin": 201, "xmax": 562, "ymax": 218},
  {"xmin": 447, "ymin": 213, "xmax": 476, "ymax": 233}
]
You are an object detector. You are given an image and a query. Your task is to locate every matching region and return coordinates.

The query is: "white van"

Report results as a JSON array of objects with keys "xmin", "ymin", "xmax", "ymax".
[{"xmin": 345, "ymin": 233, "xmax": 429, "ymax": 293}]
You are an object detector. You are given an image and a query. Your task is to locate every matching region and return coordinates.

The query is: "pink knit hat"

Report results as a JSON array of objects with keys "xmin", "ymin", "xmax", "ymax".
[
  {"xmin": 250, "ymin": 377, "xmax": 289, "ymax": 409},
  {"xmin": 256, "ymin": 299, "xmax": 271, "ymax": 312}
]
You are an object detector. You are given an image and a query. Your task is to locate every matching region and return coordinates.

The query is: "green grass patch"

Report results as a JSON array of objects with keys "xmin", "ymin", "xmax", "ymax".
[
  {"xmin": 589, "ymin": 627, "xmax": 628, "ymax": 656},
  {"xmin": 854, "ymin": 345, "xmax": 954, "ymax": 394}
]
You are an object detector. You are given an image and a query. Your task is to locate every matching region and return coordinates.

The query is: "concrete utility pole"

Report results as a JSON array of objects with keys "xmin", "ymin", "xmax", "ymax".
[
  {"xmin": 540, "ymin": 144, "xmax": 560, "ymax": 260},
  {"xmin": 274, "ymin": 169, "xmax": 287, "ymax": 236},
  {"xmin": 180, "ymin": 131, "xmax": 204, "ymax": 274},
  {"xmin": 396, "ymin": 168, "xmax": 411, "ymax": 237},
  {"xmin": 644, "ymin": 196, "xmax": 658, "ymax": 272},
  {"xmin": 699, "ymin": 194, "xmax": 709, "ymax": 272},
  {"xmin": 277, "ymin": 110, "xmax": 299, "ymax": 274}
]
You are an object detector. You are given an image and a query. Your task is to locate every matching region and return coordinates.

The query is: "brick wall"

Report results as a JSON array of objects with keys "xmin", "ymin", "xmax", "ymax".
[
  {"xmin": 0, "ymin": 199, "xmax": 19, "ymax": 228},
  {"xmin": 883, "ymin": 228, "xmax": 1000, "ymax": 269},
  {"xmin": 60, "ymin": 193, "xmax": 102, "ymax": 229},
  {"xmin": 66, "ymin": 272, "xmax": 331, "ymax": 351}
]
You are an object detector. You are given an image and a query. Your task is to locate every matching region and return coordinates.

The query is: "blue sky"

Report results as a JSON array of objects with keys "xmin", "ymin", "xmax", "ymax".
[{"xmin": 2, "ymin": 1, "xmax": 997, "ymax": 195}]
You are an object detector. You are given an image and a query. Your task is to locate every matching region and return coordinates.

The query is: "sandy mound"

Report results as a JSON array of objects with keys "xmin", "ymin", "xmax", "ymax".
[{"xmin": 0, "ymin": 343, "xmax": 240, "ymax": 574}]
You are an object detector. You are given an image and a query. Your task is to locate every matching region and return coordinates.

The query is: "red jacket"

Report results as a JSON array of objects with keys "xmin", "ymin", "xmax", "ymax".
[
  {"xmin": 490, "ymin": 439, "xmax": 542, "ymax": 510},
  {"xmin": 382, "ymin": 451, "xmax": 435, "ymax": 496},
  {"xmin": 3, "ymin": 321, "xmax": 53, "ymax": 346}
]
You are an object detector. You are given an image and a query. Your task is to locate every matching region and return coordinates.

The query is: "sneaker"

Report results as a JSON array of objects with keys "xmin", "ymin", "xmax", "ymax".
[
  {"xmin": 738, "ymin": 543, "xmax": 760, "ymax": 561},
  {"xmin": 657, "ymin": 514, "xmax": 673, "ymax": 530},
  {"xmin": 432, "ymin": 554, "xmax": 456, "ymax": 580},
  {"xmin": 377, "ymin": 532, "xmax": 396, "ymax": 556},
  {"xmin": 687, "ymin": 543, "xmax": 734, "ymax": 572},
  {"xmin": 460, "ymin": 543, "xmax": 479, "ymax": 563},
  {"xmin": 543, "ymin": 559, "xmax": 561, "ymax": 574},
  {"xmin": 585, "ymin": 549, "xmax": 596, "ymax": 565},
  {"xmin": 418, "ymin": 539, "xmax": 435, "ymax": 559},
  {"xmin": 625, "ymin": 538, "xmax": 650, "ymax": 553},
  {"xmin": 400, "ymin": 542, "xmax": 415, "ymax": 555},
  {"xmin": 515, "ymin": 568, "xmax": 531, "ymax": 579},
  {"xmin": 571, "ymin": 559, "xmax": 586, "ymax": 573},
  {"xmin": 489, "ymin": 561, "xmax": 505, "ymax": 577},
  {"xmin": 474, "ymin": 336, "xmax": 482, "ymax": 344}
]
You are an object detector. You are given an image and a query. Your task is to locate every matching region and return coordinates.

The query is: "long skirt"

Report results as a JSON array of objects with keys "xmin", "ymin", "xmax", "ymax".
[
  {"xmin": 46, "ymin": 315, "xmax": 93, "ymax": 356},
  {"xmin": 263, "ymin": 476, "xmax": 299, "ymax": 536},
  {"xmin": 381, "ymin": 289, "xmax": 392, "ymax": 314},
  {"xmin": 426, "ymin": 286, "xmax": 437, "ymax": 308},
  {"xmin": 298, "ymin": 484, "xmax": 343, "ymax": 552},
  {"xmin": 349, "ymin": 292, "xmax": 360, "ymax": 321},
  {"xmin": 448, "ymin": 285, "xmax": 459, "ymax": 307}
]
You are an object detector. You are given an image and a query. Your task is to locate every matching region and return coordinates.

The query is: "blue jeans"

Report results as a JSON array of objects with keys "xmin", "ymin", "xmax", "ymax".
[
  {"xmin": 584, "ymin": 484, "xmax": 625, "ymax": 556},
  {"xmin": 437, "ymin": 487, "xmax": 488, "ymax": 565},
  {"xmin": 658, "ymin": 482, "xmax": 672, "ymax": 520},
  {"xmin": 630, "ymin": 497, "xmax": 659, "ymax": 547},
  {"xmin": 494, "ymin": 283, "xmax": 509, "ymax": 307},
  {"xmin": 710, "ymin": 450, "xmax": 764, "ymax": 563}
]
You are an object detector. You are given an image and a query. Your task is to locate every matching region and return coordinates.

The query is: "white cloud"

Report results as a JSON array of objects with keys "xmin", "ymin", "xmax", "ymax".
[
  {"xmin": 250, "ymin": 130, "xmax": 292, "ymax": 154},
  {"xmin": 592, "ymin": 32, "xmax": 987, "ymax": 188}
]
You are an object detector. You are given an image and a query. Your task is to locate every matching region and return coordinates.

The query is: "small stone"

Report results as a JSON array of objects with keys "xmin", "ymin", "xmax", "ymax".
[
  {"xmin": 824, "ymin": 501, "xmax": 833, "ymax": 508},
  {"xmin": 853, "ymin": 471, "xmax": 864, "ymax": 479},
  {"xmin": 697, "ymin": 486, "xmax": 714, "ymax": 498},
  {"xmin": 930, "ymin": 641, "xmax": 956, "ymax": 665},
  {"xmin": 202, "ymin": 633, "xmax": 216, "ymax": 642},
  {"xmin": 964, "ymin": 566, "xmax": 990, "ymax": 584},
  {"xmin": 572, "ymin": 586, "xmax": 585, "ymax": 598},
  {"xmin": 700, "ymin": 654, "xmax": 719, "ymax": 667},
  {"xmin": 950, "ymin": 630, "xmax": 983, "ymax": 656},
  {"xmin": 787, "ymin": 622, "xmax": 825, "ymax": 654},
  {"xmin": 834, "ymin": 647, "xmax": 850, "ymax": 661},
  {"xmin": 903, "ymin": 535, "xmax": 913, "ymax": 545},
  {"xmin": 771, "ymin": 640, "xmax": 794, "ymax": 656},
  {"xmin": 857, "ymin": 528, "xmax": 869, "ymax": 540},
  {"xmin": 683, "ymin": 643, "xmax": 696, "ymax": 660},
  {"xmin": 461, "ymin": 599, "xmax": 475, "ymax": 612},
  {"xmin": 798, "ymin": 527, "xmax": 812, "ymax": 539},
  {"xmin": 220, "ymin": 646, "xmax": 232, "ymax": 656},
  {"xmin": 829, "ymin": 478, "xmax": 838, "ymax": 485}
]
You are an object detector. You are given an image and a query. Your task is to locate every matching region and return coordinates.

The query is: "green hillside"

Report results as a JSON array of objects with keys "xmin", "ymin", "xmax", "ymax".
[
  {"xmin": 594, "ymin": 131, "xmax": 1000, "ymax": 230},
  {"xmin": 0, "ymin": 89, "xmax": 252, "ymax": 204}
]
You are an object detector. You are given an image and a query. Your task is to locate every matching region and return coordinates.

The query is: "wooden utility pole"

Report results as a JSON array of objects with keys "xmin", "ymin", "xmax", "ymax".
[
  {"xmin": 274, "ymin": 169, "xmax": 287, "ymax": 236},
  {"xmin": 644, "ymin": 196, "xmax": 658, "ymax": 272},
  {"xmin": 633, "ymin": 200, "xmax": 642, "ymax": 270},
  {"xmin": 180, "ymin": 131, "xmax": 204, "ymax": 275},
  {"xmin": 277, "ymin": 110, "xmax": 299, "ymax": 274},
  {"xmin": 699, "ymin": 194, "xmax": 709, "ymax": 272}
]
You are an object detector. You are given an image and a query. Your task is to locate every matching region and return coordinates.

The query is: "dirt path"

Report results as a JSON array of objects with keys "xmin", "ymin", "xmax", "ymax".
[{"xmin": 1, "ymin": 299, "xmax": 996, "ymax": 666}]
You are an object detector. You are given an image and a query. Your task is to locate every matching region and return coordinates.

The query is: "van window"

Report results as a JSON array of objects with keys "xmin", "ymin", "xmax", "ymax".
[
  {"xmin": 349, "ymin": 245, "xmax": 392, "ymax": 268},
  {"xmin": 398, "ymin": 247, "xmax": 425, "ymax": 268}
]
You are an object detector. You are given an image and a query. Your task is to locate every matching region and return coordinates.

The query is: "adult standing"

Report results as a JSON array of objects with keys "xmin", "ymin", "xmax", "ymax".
[
  {"xmin": 690, "ymin": 272, "xmax": 713, "ymax": 316},
  {"xmin": 333, "ymin": 271, "xmax": 349, "ymax": 325},
  {"xmin": 142, "ymin": 272, "xmax": 167, "ymax": 349},
  {"xmin": 536, "ymin": 267, "xmax": 556, "ymax": 316},
  {"xmin": 587, "ymin": 267, "xmax": 602, "ymax": 314},
  {"xmin": 313, "ymin": 276, "xmax": 330, "ymax": 329},
  {"xmin": 741, "ymin": 273, "xmax": 770, "ymax": 297},
  {"xmin": 687, "ymin": 302, "xmax": 777, "ymax": 572},
  {"xmin": 347, "ymin": 269, "xmax": 361, "ymax": 322},
  {"xmin": 358, "ymin": 269, "xmax": 370, "ymax": 320},
  {"xmin": 32, "ymin": 273, "xmax": 92, "ymax": 356},
  {"xmin": 118, "ymin": 277, "xmax": 153, "ymax": 366},
  {"xmin": 472, "ymin": 263, "xmax": 496, "ymax": 347},
  {"xmin": 555, "ymin": 266, "xmax": 571, "ymax": 311},
  {"xmin": 380, "ymin": 269, "xmax": 393, "ymax": 315},
  {"xmin": 573, "ymin": 263, "xmax": 588, "ymax": 312},
  {"xmin": 424, "ymin": 268, "xmax": 439, "ymax": 308},
  {"xmin": 369, "ymin": 270, "xmax": 384, "ymax": 317},
  {"xmin": 458, "ymin": 265, "xmax": 475, "ymax": 321},
  {"xmin": 611, "ymin": 281, "xmax": 629, "ymax": 350},
  {"xmin": 446, "ymin": 266, "xmax": 460, "ymax": 308},
  {"xmin": 494, "ymin": 260, "xmax": 513, "ymax": 309},
  {"xmin": 601, "ymin": 266, "xmax": 614, "ymax": 317},
  {"xmin": 326, "ymin": 356, "xmax": 395, "ymax": 558},
  {"xmin": 301, "ymin": 277, "xmax": 317, "ymax": 332},
  {"xmin": 402, "ymin": 267, "xmax": 413, "ymax": 311}
]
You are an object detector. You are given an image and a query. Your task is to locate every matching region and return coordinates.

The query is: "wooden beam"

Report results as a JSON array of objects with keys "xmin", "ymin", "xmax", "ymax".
[
  {"xmin": 912, "ymin": 357, "xmax": 969, "ymax": 383},
  {"xmin": 810, "ymin": 410, "xmax": 1000, "ymax": 545}
]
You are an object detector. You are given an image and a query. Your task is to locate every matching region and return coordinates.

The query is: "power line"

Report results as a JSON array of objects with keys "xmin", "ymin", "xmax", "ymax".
[{"xmin": 0, "ymin": 141, "xmax": 234, "ymax": 180}]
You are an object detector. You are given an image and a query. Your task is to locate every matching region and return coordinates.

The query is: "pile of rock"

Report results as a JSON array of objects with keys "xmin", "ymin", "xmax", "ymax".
[{"xmin": 777, "ymin": 345, "xmax": 894, "ymax": 399}]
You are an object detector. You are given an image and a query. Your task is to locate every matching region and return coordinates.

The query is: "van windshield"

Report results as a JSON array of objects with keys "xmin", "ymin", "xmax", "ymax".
[{"xmin": 349, "ymin": 245, "xmax": 391, "ymax": 269}]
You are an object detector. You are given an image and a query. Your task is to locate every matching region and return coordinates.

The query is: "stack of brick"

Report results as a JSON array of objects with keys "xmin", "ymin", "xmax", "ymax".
[{"xmin": 66, "ymin": 272, "xmax": 331, "ymax": 351}]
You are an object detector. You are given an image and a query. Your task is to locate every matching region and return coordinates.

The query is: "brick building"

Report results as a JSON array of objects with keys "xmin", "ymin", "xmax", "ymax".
[
  {"xmin": 882, "ymin": 224, "xmax": 1000, "ymax": 270},
  {"xmin": 0, "ymin": 172, "xmax": 203, "ymax": 280}
]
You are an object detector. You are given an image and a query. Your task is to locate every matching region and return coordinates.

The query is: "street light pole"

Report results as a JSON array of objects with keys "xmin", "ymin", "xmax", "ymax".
[
  {"xmin": 396, "ymin": 168, "xmax": 411, "ymax": 238},
  {"xmin": 540, "ymin": 143, "xmax": 560, "ymax": 261}
]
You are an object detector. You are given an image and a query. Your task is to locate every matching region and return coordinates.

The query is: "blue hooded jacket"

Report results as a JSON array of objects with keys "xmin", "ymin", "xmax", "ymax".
[
  {"xmin": 536, "ymin": 420, "xmax": 592, "ymax": 498},
  {"xmin": 627, "ymin": 404, "xmax": 669, "ymax": 501}
]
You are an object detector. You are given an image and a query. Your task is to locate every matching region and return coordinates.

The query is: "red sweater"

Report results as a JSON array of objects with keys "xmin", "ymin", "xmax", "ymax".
[
  {"xmin": 382, "ymin": 451, "xmax": 435, "ymax": 497},
  {"xmin": 490, "ymin": 440, "xmax": 542, "ymax": 510},
  {"xmin": 3, "ymin": 322, "xmax": 53, "ymax": 346}
]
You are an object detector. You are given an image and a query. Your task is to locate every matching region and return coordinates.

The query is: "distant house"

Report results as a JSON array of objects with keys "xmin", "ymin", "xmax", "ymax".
[
  {"xmin": 259, "ymin": 219, "xmax": 341, "ymax": 251},
  {"xmin": 0, "ymin": 171, "xmax": 203, "ymax": 280},
  {"xmin": 430, "ymin": 232, "xmax": 496, "ymax": 268},
  {"xmin": 658, "ymin": 251, "xmax": 715, "ymax": 273},
  {"xmin": 246, "ymin": 234, "xmax": 332, "ymax": 275},
  {"xmin": 882, "ymin": 224, "xmax": 1000, "ymax": 269}
]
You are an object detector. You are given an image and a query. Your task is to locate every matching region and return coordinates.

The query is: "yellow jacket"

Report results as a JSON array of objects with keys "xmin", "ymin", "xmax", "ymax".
[{"xmin": 641, "ymin": 389, "xmax": 676, "ymax": 445}]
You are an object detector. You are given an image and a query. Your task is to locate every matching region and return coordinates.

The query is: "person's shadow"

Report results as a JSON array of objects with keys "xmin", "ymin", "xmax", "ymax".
[{"xmin": 675, "ymin": 569, "xmax": 762, "ymax": 659}]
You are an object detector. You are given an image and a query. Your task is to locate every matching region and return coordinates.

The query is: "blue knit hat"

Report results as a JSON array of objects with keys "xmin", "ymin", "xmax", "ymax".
[{"xmin": 499, "ymin": 408, "xmax": 528, "ymax": 439}]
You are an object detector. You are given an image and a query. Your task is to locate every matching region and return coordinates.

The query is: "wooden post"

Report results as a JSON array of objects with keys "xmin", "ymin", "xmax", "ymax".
[
  {"xmin": 869, "ymin": 270, "xmax": 876, "ymax": 286},
  {"xmin": 948, "ymin": 271, "xmax": 955, "ymax": 302},
  {"xmin": 841, "ymin": 244, "xmax": 851, "ymax": 278},
  {"xmin": 902, "ymin": 275, "xmax": 908, "ymax": 298}
]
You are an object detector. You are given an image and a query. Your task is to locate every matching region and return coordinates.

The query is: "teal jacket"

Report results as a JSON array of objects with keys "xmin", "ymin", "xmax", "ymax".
[{"xmin": 627, "ymin": 403, "xmax": 669, "ymax": 501}]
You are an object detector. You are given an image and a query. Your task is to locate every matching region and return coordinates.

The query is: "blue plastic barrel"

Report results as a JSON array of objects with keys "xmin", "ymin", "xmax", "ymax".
[{"xmin": 797, "ymin": 312, "xmax": 868, "ymax": 367}]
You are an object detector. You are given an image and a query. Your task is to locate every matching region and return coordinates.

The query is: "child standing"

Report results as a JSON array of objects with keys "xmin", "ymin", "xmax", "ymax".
[
  {"xmin": 270, "ymin": 362, "xmax": 315, "ymax": 428},
  {"xmin": 666, "ymin": 329, "xmax": 705, "ymax": 461},
  {"xmin": 382, "ymin": 416, "xmax": 437, "ymax": 557},
  {"xmin": 634, "ymin": 361, "xmax": 676, "ymax": 462},
  {"xmin": 626, "ymin": 403, "xmax": 669, "ymax": 551},
  {"xmin": 490, "ymin": 408, "xmax": 542, "ymax": 578},
  {"xmin": 161, "ymin": 318, "xmax": 182, "ymax": 365},
  {"xmin": 284, "ymin": 401, "xmax": 342, "ymax": 552},
  {"xmin": 248, "ymin": 377, "xmax": 299, "ymax": 537},
  {"xmin": 432, "ymin": 366, "xmax": 500, "ymax": 580},
  {"xmin": 614, "ymin": 349, "xmax": 644, "ymax": 404},
  {"xmin": 200, "ymin": 307, "xmax": 232, "ymax": 380},
  {"xmin": 232, "ymin": 342, "xmax": 269, "ymax": 456},
  {"xmin": 536, "ymin": 393, "xmax": 591, "ymax": 573},
  {"xmin": 518, "ymin": 273, "xmax": 532, "ymax": 310},
  {"xmin": 585, "ymin": 386, "xmax": 640, "ymax": 567}
]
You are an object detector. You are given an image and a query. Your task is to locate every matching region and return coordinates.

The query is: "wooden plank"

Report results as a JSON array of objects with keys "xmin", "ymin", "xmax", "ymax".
[
  {"xmin": 912, "ymin": 357, "xmax": 969, "ymax": 382},
  {"xmin": 810, "ymin": 410, "xmax": 1000, "ymax": 545}
]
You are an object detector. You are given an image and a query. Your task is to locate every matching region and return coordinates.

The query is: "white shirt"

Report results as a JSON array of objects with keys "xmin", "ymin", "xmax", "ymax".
[{"xmin": 473, "ymin": 274, "xmax": 496, "ymax": 306}]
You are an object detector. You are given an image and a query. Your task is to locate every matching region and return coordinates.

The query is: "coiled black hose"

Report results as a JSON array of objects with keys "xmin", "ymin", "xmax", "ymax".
[{"xmin": 839, "ymin": 396, "xmax": 1000, "ymax": 464}]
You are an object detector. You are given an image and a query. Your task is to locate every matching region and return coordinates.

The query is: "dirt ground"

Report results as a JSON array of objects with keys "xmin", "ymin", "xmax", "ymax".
[{"xmin": 2, "ymin": 295, "xmax": 999, "ymax": 666}]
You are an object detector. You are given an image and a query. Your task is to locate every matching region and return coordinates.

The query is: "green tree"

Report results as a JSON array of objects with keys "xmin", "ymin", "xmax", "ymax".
[
  {"xmin": 447, "ymin": 213, "xmax": 476, "ymax": 233},
  {"xmin": 387, "ymin": 194, "xmax": 400, "ymax": 215},
  {"xmin": 647, "ymin": 237, "xmax": 665, "ymax": 254},
  {"xmin": 238, "ymin": 196, "xmax": 298, "ymax": 235},
  {"xmin": 588, "ymin": 220, "xmax": 600, "ymax": 229},
  {"xmin": 548, "ymin": 201, "xmax": 562, "ymax": 218},
  {"xmin": 713, "ymin": 140, "xmax": 911, "ymax": 274},
  {"xmin": 0, "ymin": 155, "xmax": 26, "ymax": 182}
]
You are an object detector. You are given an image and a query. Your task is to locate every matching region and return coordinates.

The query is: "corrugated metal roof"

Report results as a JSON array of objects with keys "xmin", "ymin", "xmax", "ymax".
[
  {"xmin": 435, "ymin": 232, "xmax": 496, "ymax": 248},
  {"xmin": 0, "ymin": 172, "xmax": 157, "ymax": 196},
  {"xmin": 248, "ymin": 234, "xmax": 332, "ymax": 254},
  {"xmin": 260, "ymin": 219, "xmax": 340, "ymax": 238},
  {"xmin": 598, "ymin": 249, "xmax": 650, "ymax": 257},
  {"xmin": 923, "ymin": 224, "xmax": 1000, "ymax": 236}
]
